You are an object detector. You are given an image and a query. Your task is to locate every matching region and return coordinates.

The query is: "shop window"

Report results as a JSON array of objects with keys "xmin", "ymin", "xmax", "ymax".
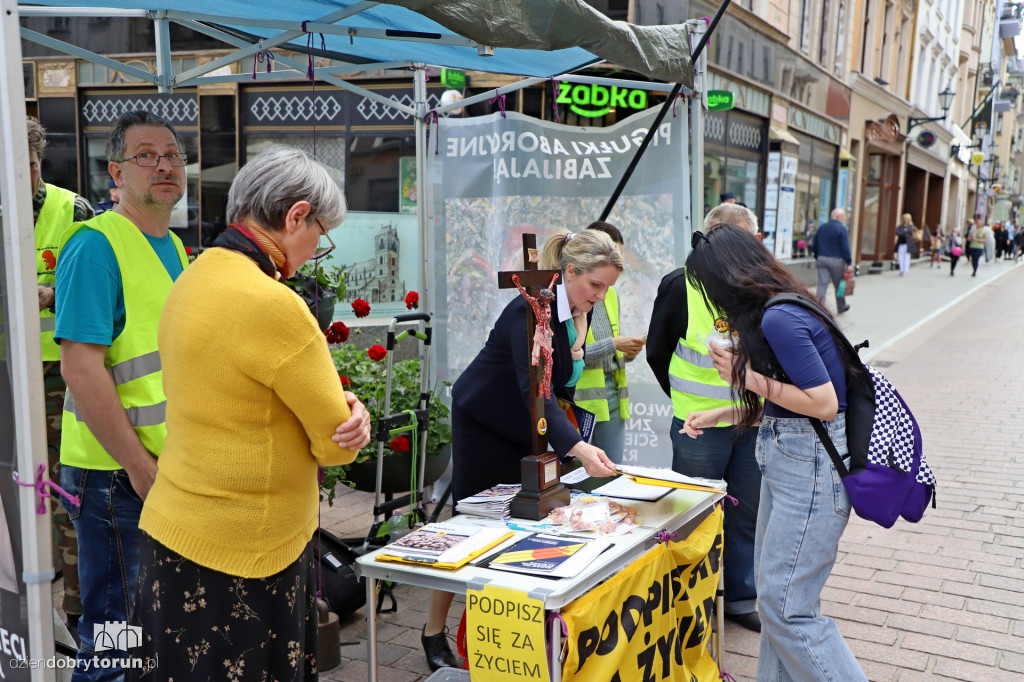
[
  {"xmin": 38, "ymin": 97, "xmax": 79, "ymax": 194},
  {"xmin": 347, "ymin": 136, "xmax": 415, "ymax": 213},
  {"xmin": 199, "ymin": 94, "xmax": 236, "ymax": 245}
]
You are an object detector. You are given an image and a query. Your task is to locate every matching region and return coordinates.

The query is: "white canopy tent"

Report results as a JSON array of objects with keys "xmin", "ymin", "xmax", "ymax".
[{"xmin": 0, "ymin": 2, "xmax": 705, "ymax": 677}]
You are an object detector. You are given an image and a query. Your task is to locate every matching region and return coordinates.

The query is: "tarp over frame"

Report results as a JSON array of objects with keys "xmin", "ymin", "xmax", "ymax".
[{"xmin": 20, "ymin": 0, "xmax": 693, "ymax": 86}]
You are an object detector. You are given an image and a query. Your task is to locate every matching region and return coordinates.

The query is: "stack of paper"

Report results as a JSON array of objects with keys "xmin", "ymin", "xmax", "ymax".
[
  {"xmin": 376, "ymin": 522, "xmax": 514, "ymax": 570},
  {"xmin": 455, "ymin": 483, "xmax": 521, "ymax": 519},
  {"xmin": 487, "ymin": 534, "xmax": 611, "ymax": 578},
  {"xmin": 592, "ymin": 475, "xmax": 673, "ymax": 502},
  {"xmin": 614, "ymin": 465, "xmax": 726, "ymax": 494}
]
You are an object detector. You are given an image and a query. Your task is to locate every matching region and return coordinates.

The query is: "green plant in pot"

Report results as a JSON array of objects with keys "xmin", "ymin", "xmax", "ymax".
[
  {"xmin": 285, "ymin": 261, "xmax": 346, "ymax": 331},
  {"xmin": 320, "ymin": 326, "xmax": 452, "ymax": 505}
]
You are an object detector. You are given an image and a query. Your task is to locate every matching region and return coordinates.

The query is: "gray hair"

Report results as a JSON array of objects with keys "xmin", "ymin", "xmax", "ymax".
[
  {"xmin": 539, "ymin": 228, "xmax": 623, "ymax": 273},
  {"xmin": 226, "ymin": 147, "xmax": 347, "ymax": 230},
  {"xmin": 704, "ymin": 203, "xmax": 759, "ymax": 234},
  {"xmin": 106, "ymin": 110, "xmax": 183, "ymax": 163},
  {"xmin": 27, "ymin": 117, "xmax": 47, "ymax": 159},
  {"xmin": 830, "ymin": 208, "xmax": 846, "ymax": 221}
]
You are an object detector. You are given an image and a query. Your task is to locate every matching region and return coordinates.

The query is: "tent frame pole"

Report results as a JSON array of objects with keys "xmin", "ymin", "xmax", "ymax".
[{"xmin": 1, "ymin": 0, "xmax": 58, "ymax": 679}]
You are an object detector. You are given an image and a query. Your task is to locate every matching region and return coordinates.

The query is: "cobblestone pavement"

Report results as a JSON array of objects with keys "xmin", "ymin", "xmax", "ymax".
[{"xmin": 53, "ymin": 256, "xmax": 1024, "ymax": 681}]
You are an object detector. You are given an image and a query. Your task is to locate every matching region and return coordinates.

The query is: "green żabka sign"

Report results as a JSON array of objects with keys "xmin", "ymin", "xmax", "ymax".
[
  {"xmin": 557, "ymin": 83, "xmax": 648, "ymax": 118},
  {"xmin": 707, "ymin": 90, "xmax": 735, "ymax": 111}
]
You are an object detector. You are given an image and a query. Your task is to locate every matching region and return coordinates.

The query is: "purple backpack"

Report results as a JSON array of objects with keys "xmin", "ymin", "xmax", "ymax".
[{"xmin": 765, "ymin": 294, "xmax": 937, "ymax": 528}]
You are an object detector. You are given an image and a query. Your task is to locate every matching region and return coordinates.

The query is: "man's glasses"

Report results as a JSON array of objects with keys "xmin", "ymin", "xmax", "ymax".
[
  {"xmin": 312, "ymin": 219, "xmax": 335, "ymax": 261},
  {"xmin": 115, "ymin": 152, "xmax": 188, "ymax": 167},
  {"xmin": 691, "ymin": 230, "xmax": 711, "ymax": 249}
]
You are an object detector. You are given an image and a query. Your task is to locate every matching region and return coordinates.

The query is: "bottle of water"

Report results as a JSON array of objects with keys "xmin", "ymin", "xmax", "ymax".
[{"xmin": 386, "ymin": 509, "xmax": 410, "ymax": 540}]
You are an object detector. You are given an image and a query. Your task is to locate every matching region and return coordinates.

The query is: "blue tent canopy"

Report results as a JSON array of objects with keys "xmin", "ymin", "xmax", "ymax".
[{"xmin": 20, "ymin": 0, "xmax": 601, "ymax": 80}]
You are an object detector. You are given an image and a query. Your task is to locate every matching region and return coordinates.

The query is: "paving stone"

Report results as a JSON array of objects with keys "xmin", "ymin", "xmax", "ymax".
[
  {"xmin": 932, "ymin": 656, "xmax": 1018, "ymax": 682},
  {"xmin": 899, "ymin": 632, "xmax": 998, "ymax": 665},
  {"xmin": 1001, "ymin": 651, "xmax": 1024, "ymax": 675},
  {"xmin": 883, "ymin": 613, "xmax": 955, "ymax": 638},
  {"xmin": 917, "ymin": 604, "xmax": 1010, "ymax": 633}
]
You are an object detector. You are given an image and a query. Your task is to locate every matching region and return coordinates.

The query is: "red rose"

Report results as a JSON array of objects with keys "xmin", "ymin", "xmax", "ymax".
[
  {"xmin": 324, "ymin": 320, "xmax": 350, "ymax": 344},
  {"xmin": 404, "ymin": 291, "xmax": 419, "ymax": 310},
  {"xmin": 352, "ymin": 299, "xmax": 371, "ymax": 318},
  {"xmin": 390, "ymin": 436, "xmax": 410, "ymax": 452},
  {"xmin": 339, "ymin": 375, "xmax": 351, "ymax": 386},
  {"xmin": 367, "ymin": 344, "xmax": 387, "ymax": 362}
]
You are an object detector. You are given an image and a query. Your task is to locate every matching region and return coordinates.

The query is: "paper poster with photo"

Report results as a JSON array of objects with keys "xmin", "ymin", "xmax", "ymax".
[
  {"xmin": 428, "ymin": 106, "xmax": 691, "ymax": 468},
  {"xmin": 399, "ymin": 157, "xmax": 417, "ymax": 214},
  {"xmin": 322, "ymin": 211, "xmax": 419, "ymax": 320}
]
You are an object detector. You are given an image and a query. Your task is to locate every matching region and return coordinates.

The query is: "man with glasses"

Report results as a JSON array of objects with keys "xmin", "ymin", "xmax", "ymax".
[
  {"xmin": 54, "ymin": 110, "xmax": 190, "ymax": 681},
  {"xmin": 647, "ymin": 203, "xmax": 763, "ymax": 632}
]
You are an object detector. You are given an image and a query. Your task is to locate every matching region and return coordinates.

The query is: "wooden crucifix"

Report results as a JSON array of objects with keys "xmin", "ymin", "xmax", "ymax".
[{"xmin": 497, "ymin": 233, "xmax": 571, "ymax": 519}]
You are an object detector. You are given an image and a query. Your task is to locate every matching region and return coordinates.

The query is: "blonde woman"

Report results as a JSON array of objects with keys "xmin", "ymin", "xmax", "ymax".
[
  {"xmin": 894, "ymin": 213, "xmax": 915, "ymax": 276},
  {"xmin": 420, "ymin": 229, "xmax": 621, "ymax": 670}
]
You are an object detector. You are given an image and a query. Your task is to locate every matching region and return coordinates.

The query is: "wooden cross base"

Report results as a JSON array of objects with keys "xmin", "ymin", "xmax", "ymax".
[{"xmin": 510, "ymin": 452, "xmax": 570, "ymax": 520}]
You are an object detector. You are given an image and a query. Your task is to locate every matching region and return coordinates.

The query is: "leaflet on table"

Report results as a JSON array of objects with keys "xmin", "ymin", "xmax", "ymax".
[
  {"xmin": 592, "ymin": 475, "xmax": 673, "ymax": 502},
  {"xmin": 557, "ymin": 398, "xmax": 596, "ymax": 443},
  {"xmin": 375, "ymin": 523, "xmax": 514, "ymax": 569},
  {"xmin": 614, "ymin": 464, "xmax": 727, "ymax": 494},
  {"xmin": 487, "ymin": 534, "xmax": 612, "ymax": 578},
  {"xmin": 455, "ymin": 483, "xmax": 520, "ymax": 519}
]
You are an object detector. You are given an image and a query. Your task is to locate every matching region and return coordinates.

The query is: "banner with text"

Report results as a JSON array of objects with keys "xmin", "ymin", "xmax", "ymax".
[
  {"xmin": 428, "ymin": 106, "xmax": 691, "ymax": 467},
  {"xmin": 560, "ymin": 506, "xmax": 723, "ymax": 682}
]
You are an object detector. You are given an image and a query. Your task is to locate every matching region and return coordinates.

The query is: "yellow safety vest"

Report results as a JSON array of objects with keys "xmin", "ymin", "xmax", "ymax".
[
  {"xmin": 667, "ymin": 277, "xmax": 743, "ymax": 425},
  {"xmin": 58, "ymin": 212, "xmax": 189, "ymax": 470},
  {"xmin": 574, "ymin": 287, "xmax": 629, "ymax": 421},
  {"xmin": 36, "ymin": 183, "xmax": 76, "ymax": 361}
]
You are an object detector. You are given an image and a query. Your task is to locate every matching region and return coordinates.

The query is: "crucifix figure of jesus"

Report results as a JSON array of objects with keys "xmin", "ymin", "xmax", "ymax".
[{"xmin": 497, "ymin": 235, "xmax": 562, "ymax": 458}]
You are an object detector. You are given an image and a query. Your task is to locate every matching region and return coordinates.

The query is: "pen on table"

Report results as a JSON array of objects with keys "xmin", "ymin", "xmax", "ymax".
[{"xmin": 399, "ymin": 555, "xmax": 438, "ymax": 564}]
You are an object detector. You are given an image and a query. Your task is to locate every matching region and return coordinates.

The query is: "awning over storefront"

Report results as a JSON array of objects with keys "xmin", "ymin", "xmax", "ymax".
[
  {"xmin": 907, "ymin": 145, "xmax": 947, "ymax": 177},
  {"xmin": 769, "ymin": 125, "xmax": 800, "ymax": 145}
]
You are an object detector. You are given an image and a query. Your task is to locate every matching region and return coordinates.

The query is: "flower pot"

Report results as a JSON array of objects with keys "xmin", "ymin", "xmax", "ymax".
[
  {"xmin": 343, "ymin": 447, "xmax": 450, "ymax": 495},
  {"xmin": 312, "ymin": 299, "xmax": 335, "ymax": 332}
]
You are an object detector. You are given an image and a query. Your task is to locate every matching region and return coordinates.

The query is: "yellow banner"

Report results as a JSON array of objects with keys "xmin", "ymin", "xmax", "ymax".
[
  {"xmin": 466, "ymin": 583, "xmax": 549, "ymax": 682},
  {"xmin": 560, "ymin": 506, "xmax": 724, "ymax": 682}
]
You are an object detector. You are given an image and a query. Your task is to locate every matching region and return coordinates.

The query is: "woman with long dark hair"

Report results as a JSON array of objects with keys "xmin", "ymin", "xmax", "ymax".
[{"xmin": 680, "ymin": 225, "xmax": 866, "ymax": 681}]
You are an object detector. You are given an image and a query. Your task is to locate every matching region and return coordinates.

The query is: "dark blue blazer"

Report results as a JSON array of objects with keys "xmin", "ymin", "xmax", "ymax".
[{"xmin": 452, "ymin": 293, "xmax": 588, "ymax": 459}]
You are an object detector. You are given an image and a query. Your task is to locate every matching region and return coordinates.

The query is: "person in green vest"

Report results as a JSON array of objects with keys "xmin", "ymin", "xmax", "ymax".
[
  {"xmin": 27, "ymin": 116, "xmax": 93, "ymax": 638},
  {"xmin": 646, "ymin": 202, "xmax": 763, "ymax": 632},
  {"xmin": 577, "ymin": 221, "xmax": 645, "ymax": 463},
  {"xmin": 54, "ymin": 110, "xmax": 189, "ymax": 682}
]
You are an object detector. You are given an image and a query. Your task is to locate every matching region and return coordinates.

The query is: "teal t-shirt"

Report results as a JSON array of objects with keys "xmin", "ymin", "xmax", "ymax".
[
  {"xmin": 54, "ymin": 227, "xmax": 184, "ymax": 346},
  {"xmin": 564, "ymin": 318, "xmax": 585, "ymax": 388}
]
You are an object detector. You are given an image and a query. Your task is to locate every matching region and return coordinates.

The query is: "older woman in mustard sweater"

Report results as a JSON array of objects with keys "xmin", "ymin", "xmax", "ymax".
[{"xmin": 131, "ymin": 147, "xmax": 371, "ymax": 681}]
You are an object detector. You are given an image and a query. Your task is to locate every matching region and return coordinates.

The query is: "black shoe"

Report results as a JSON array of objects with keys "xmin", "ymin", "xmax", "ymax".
[
  {"xmin": 724, "ymin": 611, "xmax": 762, "ymax": 632},
  {"xmin": 837, "ymin": 304, "xmax": 850, "ymax": 314},
  {"xmin": 421, "ymin": 626, "xmax": 459, "ymax": 671}
]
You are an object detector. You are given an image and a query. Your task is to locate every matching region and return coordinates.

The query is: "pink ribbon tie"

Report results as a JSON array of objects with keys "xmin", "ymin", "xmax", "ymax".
[
  {"xmin": 489, "ymin": 93, "xmax": 507, "ymax": 118},
  {"xmin": 655, "ymin": 530, "xmax": 679, "ymax": 545},
  {"xmin": 13, "ymin": 464, "xmax": 80, "ymax": 515}
]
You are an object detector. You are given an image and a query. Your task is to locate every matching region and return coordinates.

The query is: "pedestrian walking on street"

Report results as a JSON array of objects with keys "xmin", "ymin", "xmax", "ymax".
[
  {"xmin": 681, "ymin": 224, "xmax": 867, "ymax": 682},
  {"xmin": 947, "ymin": 229, "xmax": 963, "ymax": 276},
  {"xmin": 968, "ymin": 215, "xmax": 988, "ymax": 277},
  {"xmin": 930, "ymin": 226, "xmax": 945, "ymax": 268},
  {"xmin": 813, "ymin": 208, "xmax": 852, "ymax": 313},
  {"xmin": 894, "ymin": 213, "xmax": 916, "ymax": 276}
]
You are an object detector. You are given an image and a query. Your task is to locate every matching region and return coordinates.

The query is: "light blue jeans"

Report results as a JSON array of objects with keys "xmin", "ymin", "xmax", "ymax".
[
  {"xmin": 754, "ymin": 414, "xmax": 866, "ymax": 682},
  {"xmin": 589, "ymin": 372, "xmax": 625, "ymax": 464}
]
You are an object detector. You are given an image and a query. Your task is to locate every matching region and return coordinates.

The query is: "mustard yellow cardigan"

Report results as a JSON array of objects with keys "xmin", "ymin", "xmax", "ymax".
[{"xmin": 141, "ymin": 248, "xmax": 357, "ymax": 578}]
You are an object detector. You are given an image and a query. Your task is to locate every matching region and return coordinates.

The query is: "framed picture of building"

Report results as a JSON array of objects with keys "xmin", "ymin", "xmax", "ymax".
[{"xmin": 324, "ymin": 211, "xmax": 418, "ymax": 320}]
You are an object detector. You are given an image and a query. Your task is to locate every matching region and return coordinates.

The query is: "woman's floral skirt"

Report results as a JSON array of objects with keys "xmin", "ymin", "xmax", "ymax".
[{"xmin": 129, "ymin": 532, "xmax": 318, "ymax": 681}]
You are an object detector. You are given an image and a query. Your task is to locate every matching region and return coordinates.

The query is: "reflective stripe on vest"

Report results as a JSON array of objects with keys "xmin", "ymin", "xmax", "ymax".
[
  {"xmin": 59, "ymin": 212, "xmax": 189, "ymax": 470},
  {"xmin": 36, "ymin": 184, "xmax": 76, "ymax": 361},
  {"xmin": 574, "ymin": 287, "xmax": 629, "ymax": 422},
  {"xmin": 667, "ymin": 276, "xmax": 743, "ymax": 423}
]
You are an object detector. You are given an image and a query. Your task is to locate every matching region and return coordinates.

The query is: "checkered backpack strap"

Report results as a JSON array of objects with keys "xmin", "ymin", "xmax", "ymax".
[{"xmin": 867, "ymin": 366, "xmax": 936, "ymax": 487}]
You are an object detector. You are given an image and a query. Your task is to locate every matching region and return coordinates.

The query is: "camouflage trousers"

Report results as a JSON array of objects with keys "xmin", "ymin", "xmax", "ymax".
[{"xmin": 43, "ymin": 361, "xmax": 80, "ymax": 617}]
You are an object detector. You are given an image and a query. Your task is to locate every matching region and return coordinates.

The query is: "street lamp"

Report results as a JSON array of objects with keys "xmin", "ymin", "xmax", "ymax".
[{"xmin": 907, "ymin": 87, "xmax": 956, "ymax": 134}]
